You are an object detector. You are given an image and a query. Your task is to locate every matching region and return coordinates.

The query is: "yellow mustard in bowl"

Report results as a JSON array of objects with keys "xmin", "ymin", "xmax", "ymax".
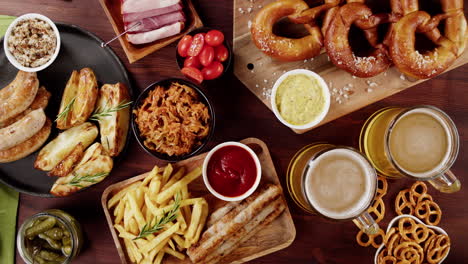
[{"xmin": 275, "ymin": 73, "xmax": 327, "ymax": 126}]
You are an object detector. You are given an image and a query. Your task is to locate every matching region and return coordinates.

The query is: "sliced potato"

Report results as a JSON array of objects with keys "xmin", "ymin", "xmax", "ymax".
[
  {"xmin": 70, "ymin": 68, "xmax": 98, "ymax": 125},
  {"xmin": 56, "ymin": 70, "xmax": 79, "ymax": 130},
  {"xmin": 48, "ymin": 142, "xmax": 85, "ymax": 177},
  {"xmin": 50, "ymin": 143, "xmax": 113, "ymax": 197},
  {"xmin": 34, "ymin": 122, "xmax": 98, "ymax": 171},
  {"xmin": 96, "ymin": 83, "xmax": 131, "ymax": 157}
]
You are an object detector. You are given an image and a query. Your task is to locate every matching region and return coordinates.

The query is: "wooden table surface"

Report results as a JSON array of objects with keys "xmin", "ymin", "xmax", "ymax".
[{"xmin": 4, "ymin": 0, "xmax": 468, "ymax": 263}]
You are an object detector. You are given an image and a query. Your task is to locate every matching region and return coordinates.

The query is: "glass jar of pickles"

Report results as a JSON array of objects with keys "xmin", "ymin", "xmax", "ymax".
[{"xmin": 17, "ymin": 209, "xmax": 83, "ymax": 264}]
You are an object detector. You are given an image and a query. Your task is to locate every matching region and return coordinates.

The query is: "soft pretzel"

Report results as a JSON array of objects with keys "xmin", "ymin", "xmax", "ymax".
[
  {"xmin": 325, "ymin": 2, "xmax": 394, "ymax": 77},
  {"xmin": 251, "ymin": 0, "xmax": 325, "ymax": 61},
  {"xmin": 389, "ymin": 0, "xmax": 467, "ymax": 79}
]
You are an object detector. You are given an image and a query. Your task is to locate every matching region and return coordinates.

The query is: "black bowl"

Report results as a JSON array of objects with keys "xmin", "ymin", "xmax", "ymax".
[
  {"xmin": 176, "ymin": 27, "xmax": 233, "ymax": 80},
  {"xmin": 131, "ymin": 78, "xmax": 215, "ymax": 162}
]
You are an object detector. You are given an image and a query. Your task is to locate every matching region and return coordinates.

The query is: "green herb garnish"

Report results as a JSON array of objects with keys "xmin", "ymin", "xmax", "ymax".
[
  {"xmin": 133, "ymin": 193, "xmax": 181, "ymax": 240},
  {"xmin": 69, "ymin": 172, "xmax": 109, "ymax": 188},
  {"xmin": 89, "ymin": 100, "xmax": 132, "ymax": 121},
  {"xmin": 55, "ymin": 97, "xmax": 76, "ymax": 122}
]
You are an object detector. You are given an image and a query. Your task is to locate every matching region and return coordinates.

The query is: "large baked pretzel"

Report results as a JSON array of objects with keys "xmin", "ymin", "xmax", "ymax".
[
  {"xmin": 325, "ymin": 0, "xmax": 398, "ymax": 77},
  {"xmin": 251, "ymin": 0, "xmax": 341, "ymax": 61},
  {"xmin": 389, "ymin": 0, "xmax": 467, "ymax": 79}
]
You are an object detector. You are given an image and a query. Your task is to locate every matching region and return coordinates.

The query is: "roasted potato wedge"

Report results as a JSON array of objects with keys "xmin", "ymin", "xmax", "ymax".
[
  {"xmin": 56, "ymin": 70, "xmax": 79, "ymax": 129},
  {"xmin": 56, "ymin": 68, "xmax": 98, "ymax": 129},
  {"xmin": 50, "ymin": 143, "xmax": 113, "ymax": 197},
  {"xmin": 71, "ymin": 68, "xmax": 98, "ymax": 125},
  {"xmin": 96, "ymin": 83, "xmax": 131, "ymax": 157},
  {"xmin": 48, "ymin": 142, "xmax": 85, "ymax": 177},
  {"xmin": 34, "ymin": 122, "xmax": 98, "ymax": 171}
]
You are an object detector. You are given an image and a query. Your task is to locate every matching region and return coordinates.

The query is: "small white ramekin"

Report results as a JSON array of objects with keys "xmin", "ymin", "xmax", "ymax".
[
  {"xmin": 271, "ymin": 69, "xmax": 330, "ymax": 130},
  {"xmin": 3, "ymin": 13, "xmax": 61, "ymax": 72},
  {"xmin": 202, "ymin": 142, "xmax": 262, "ymax": 202},
  {"xmin": 374, "ymin": 214, "xmax": 449, "ymax": 264}
]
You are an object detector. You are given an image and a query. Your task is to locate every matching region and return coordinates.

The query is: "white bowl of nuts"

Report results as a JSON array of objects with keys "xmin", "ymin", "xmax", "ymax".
[{"xmin": 3, "ymin": 13, "xmax": 61, "ymax": 72}]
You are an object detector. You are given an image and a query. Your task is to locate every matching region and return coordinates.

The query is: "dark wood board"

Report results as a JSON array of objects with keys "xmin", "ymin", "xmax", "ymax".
[{"xmin": 3, "ymin": 0, "xmax": 468, "ymax": 263}]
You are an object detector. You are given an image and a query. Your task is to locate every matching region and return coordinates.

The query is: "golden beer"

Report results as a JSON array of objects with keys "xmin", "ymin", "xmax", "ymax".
[
  {"xmin": 359, "ymin": 106, "xmax": 460, "ymax": 193},
  {"xmin": 287, "ymin": 144, "xmax": 379, "ymax": 234}
]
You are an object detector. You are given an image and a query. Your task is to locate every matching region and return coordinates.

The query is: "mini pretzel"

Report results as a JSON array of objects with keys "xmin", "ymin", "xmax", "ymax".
[
  {"xmin": 356, "ymin": 228, "xmax": 385, "ymax": 248},
  {"xmin": 398, "ymin": 217, "xmax": 429, "ymax": 244},
  {"xmin": 376, "ymin": 176, "xmax": 389, "ymax": 199},
  {"xmin": 415, "ymin": 200, "xmax": 442, "ymax": 226},
  {"xmin": 423, "ymin": 229, "xmax": 437, "ymax": 252},
  {"xmin": 368, "ymin": 196, "xmax": 385, "ymax": 223},
  {"xmin": 395, "ymin": 189, "xmax": 414, "ymax": 215},
  {"xmin": 393, "ymin": 242, "xmax": 424, "ymax": 264},
  {"xmin": 426, "ymin": 235, "xmax": 450, "ymax": 264},
  {"xmin": 409, "ymin": 182, "xmax": 433, "ymax": 206}
]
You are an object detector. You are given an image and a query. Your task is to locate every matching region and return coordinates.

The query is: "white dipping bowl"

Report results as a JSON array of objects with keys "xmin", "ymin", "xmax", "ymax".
[
  {"xmin": 202, "ymin": 142, "xmax": 262, "ymax": 202},
  {"xmin": 374, "ymin": 214, "xmax": 449, "ymax": 264},
  {"xmin": 271, "ymin": 69, "xmax": 330, "ymax": 130},
  {"xmin": 3, "ymin": 13, "xmax": 61, "ymax": 72}
]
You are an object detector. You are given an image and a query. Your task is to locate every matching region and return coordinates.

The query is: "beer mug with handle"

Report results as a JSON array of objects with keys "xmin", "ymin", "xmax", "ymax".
[
  {"xmin": 360, "ymin": 105, "xmax": 460, "ymax": 193},
  {"xmin": 287, "ymin": 144, "xmax": 380, "ymax": 235}
]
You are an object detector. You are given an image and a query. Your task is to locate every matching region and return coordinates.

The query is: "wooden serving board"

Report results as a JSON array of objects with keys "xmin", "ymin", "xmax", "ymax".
[
  {"xmin": 99, "ymin": 0, "xmax": 203, "ymax": 63},
  {"xmin": 101, "ymin": 138, "xmax": 296, "ymax": 264},
  {"xmin": 233, "ymin": 0, "xmax": 468, "ymax": 134}
]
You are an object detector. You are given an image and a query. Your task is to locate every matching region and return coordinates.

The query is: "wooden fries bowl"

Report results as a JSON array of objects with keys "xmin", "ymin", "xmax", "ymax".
[{"xmin": 101, "ymin": 138, "xmax": 296, "ymax": 264}]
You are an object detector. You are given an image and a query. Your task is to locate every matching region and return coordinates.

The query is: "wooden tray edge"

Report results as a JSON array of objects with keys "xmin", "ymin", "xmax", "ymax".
[{"xmin": 101, "ymin": 137, "xmax": 297, "ymax": 264}]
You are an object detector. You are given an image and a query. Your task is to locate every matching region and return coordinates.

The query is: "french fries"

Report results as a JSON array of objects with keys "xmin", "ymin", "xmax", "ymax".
[{"xmin": 108, "ymin": 165, "xmax": 208, "ymax": 264}]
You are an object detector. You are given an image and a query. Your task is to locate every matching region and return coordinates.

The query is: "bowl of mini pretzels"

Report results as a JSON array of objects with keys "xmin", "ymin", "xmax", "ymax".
[{"xmin": 374, "ymin": 214, "xmax": 450, "ymax": 264}]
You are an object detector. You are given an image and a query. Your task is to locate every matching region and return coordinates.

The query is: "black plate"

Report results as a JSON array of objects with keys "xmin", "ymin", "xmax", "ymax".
[
  {"xmin": 0, "ymin": 23, "xmax": 133, "ymax": 197},
  {"xmin": 132, "ymin": 78, "xmax": 215, "ymax": 162}
]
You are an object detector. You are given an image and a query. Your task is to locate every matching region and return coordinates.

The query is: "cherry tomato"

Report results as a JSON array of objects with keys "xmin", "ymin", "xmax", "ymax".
[
  {"xmin": 199, "ymin": 45, "xmax": 214, "ymax": 67},
  {"xmin": 205, "ymin": 30, "xmax": 224, "ymax": 47},
  {"xmin": 214, "ymin": 44, "xmax": 229, "ymax": 62},
  {"xmin": 202, "ymin": 61, "xmax": 224, "ymax": 80},
  {"xmin": 181, "ymin": 67, "xmax": 204, "ymax": 84},
  {"xmin": 177, "ymin": 35, "xmax": 192, "ymax": 57},
  {"xmin": 187, "ymin": 33, "xmax": 205, "ymax": 57},
  {"xmin": 184, "ymin": 56, "xmax": 201, "ymax": 69}
]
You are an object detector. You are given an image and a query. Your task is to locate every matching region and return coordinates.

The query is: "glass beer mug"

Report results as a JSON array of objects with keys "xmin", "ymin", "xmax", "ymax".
[
  {"xmin": 287, "ymin": 143, "xmax": 380, "ymax": 235},
  {"xmin": 359, "ymin": 105, "xmax": 460, "ymax": 193}
]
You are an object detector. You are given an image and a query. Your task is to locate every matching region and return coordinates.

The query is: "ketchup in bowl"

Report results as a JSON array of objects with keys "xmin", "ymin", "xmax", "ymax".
[{"xmin": 204, "ymin": 143, "xmax": 261, "ymax": 200}]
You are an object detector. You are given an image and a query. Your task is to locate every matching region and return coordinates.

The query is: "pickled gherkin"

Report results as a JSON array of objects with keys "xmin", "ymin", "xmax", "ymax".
[
  {"xmin": 25, "ymin": 217, "xmax": 56, "ymax": 239},
  {"xmin": 23, "ymin": 215, "xmax": 72, "ymax": 263}
]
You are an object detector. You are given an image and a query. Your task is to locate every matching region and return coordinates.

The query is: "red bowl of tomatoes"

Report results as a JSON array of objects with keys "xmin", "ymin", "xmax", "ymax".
[{"xmin": 176, "ymin": 27, "xmax": 232, "ymax": 84}]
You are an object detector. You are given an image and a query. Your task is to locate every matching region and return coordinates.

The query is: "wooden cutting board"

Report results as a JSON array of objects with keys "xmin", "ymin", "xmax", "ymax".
[
  {"xmin": 233, "ymin": 0, "xmax": 468, "ymax": 134},
  {"xmin": 101, "ymin": 138, "xmax": 296, "ymax": 264}
]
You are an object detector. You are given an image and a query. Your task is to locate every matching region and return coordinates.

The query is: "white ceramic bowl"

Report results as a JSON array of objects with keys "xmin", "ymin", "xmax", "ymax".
[
  {"xmin": 270, "ymin": 69, "xmax": 330, "ymax": 130},
  {"xmin": 3, "ymin": 13, "xmax": 61, "ymax": 72},
  {"xmin": 202, "ymin": 142, "xmax": 262, "ymax": 202},
  {"xmin": 374, "ymin": 214, "xmax": 449, "ymax": 264}
]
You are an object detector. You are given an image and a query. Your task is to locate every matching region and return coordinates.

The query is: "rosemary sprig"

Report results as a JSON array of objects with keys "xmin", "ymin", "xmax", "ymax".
[
  {"xmin": 69, "ymin": 172, "xmax": 109, "ymax": 188},
  {"xmin": 89, "ymin": 100, "xmax": 132, "ymax": 121},
  {"xmin": 133, "ymin": 193, "xmax": 181, "ymax": 240},
  {"xmin": 55, "ymin": 97, "xmax": 76, "ymax": 122}
]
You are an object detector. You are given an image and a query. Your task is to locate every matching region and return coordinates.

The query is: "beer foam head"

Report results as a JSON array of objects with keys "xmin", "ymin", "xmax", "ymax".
[
  {"xmin": 389, "ymin": 108, "xmax": 453, "ymax": 178},
  {"xmin": 304, "ymin": 148, "xmax": 376, "ymax": 220}
]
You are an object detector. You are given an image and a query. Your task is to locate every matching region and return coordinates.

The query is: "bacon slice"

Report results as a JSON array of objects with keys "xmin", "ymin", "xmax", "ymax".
[
  {"xmin": 126, "ymin": 22, "xmax": 184, "ymax": 45},
  {"xmin": 121, "ymin": 0, "xmax": 180, "ymax": 14},
  {"xmin": 123, "ymin": 3, "xmax": 183, "ymax": 23},
  {"xmin": 125, "ymin": 11, "xmax": 185, "ymax": 33}
]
